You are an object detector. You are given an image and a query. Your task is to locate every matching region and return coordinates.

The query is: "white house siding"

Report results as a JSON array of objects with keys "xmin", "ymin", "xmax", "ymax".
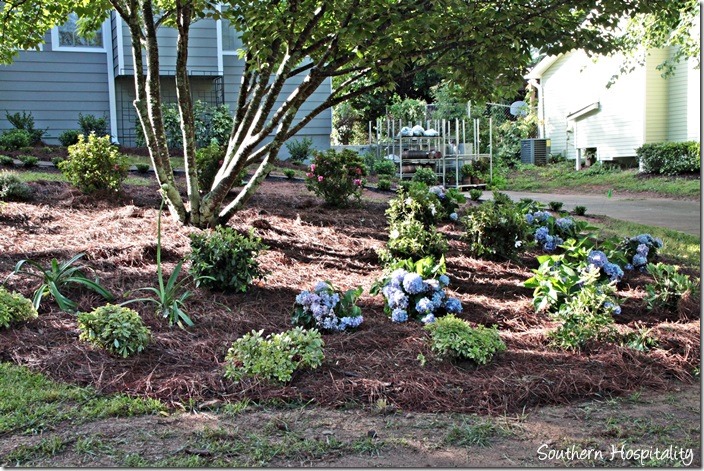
[
  {"xmin": 0, "ymin": 48, "xmax": 110, "ymax": 143},
  {"xmin": 667, "ymin": 52, "xmax": 700, "ymax": 142}
]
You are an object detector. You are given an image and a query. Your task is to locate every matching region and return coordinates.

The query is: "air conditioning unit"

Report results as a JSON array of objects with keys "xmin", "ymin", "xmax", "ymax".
[{"xmin": 520, "ymin": 139, "xmax": 551, "ymax": 165}]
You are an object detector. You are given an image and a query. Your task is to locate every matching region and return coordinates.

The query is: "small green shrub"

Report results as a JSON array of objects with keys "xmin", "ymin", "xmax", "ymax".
[
  {"xmin": 462, "ymin": 199, "xmax": 530, "ymax": 260},
  {"xmin": 377, "ymin": 177, "xmax": 391, "ymax": 191},
  {"xmin": 195, "ymin": 140, "xmax": 224, "ymax": 191},
  {"xmin": 411, "ymin": 167, "xmax": 438, "ymax": 186},
  {"xmin": 548, "ymin": 283, "xmax": 620, "ymax": 351},
  {"xmin": 0, "ymin": 171, "xmax": 32, "ymax": 201},
  {"xmin": 644, "ymin": 262, "xmax": 697, "ymax": 311},
  {"xmin": 283, "ymin": 168, "xmax": 296, "ymax": 179},
  {"xmin": 18, "ymin": 155, "xmax": 38, "ymax": 168},
  {"xmin": 0, "ymin": 286, "xmax": 38, "ymax": 329},
  {"xmin": 58, "ymin": 130, "xmax": 80, "ymax": 147},
  {"xmin": 223, "ymin": 327, "xmax": 324, "ymax": 383},
  {"xmin": 78, "ymin": 113, "xmax": 109, "ymax": 137},
  {"xmin": 469, "ymin": 189, "xmax": 482, "ymax": 201},
  {"xmin": 59, "ymin": 134, "xmax": 129, "ymax": 193},
  {"xmin": 51, "ymin": 157, "xmax": 65, "ymax": 167},
  {"xmin": 285, "ymin": 137, "xmax": 314, "ymax": 164},
  {"xmin": 387, "ymin": 182, "xmax": 444, "ymax": 228},
  {"xmin": 134, "ymin": 163, "xmax": 150, "ymax": 173},
  {"xmin": 0, "ymin": 129, "xmax": 31, "ymax": 151},
  {"xmin": 6, "ymin": 111, "xmax": 46, "ymax": 145},
  {"xmin": 574, "ymin": 205, "xmax": 587, "ymax": 216},
  {"xmin": 77, "ymin": 305, "xmax": 151, "ymax": 358},
  {"xmin": 548, "ymin": 201, "xmax": 563, "ymax": 212},
  {"xmin": 386, "ymin": 218, "xmax": 448, "ymax": 262},
  {"xmin": 425, "ymin": 315, "xmax": 506, "ymax": 365},
  {"xmin": 637, "ymin": 141, "xmax": 700, "ymax": 175},
  {"xmin": 188, "ymin": 226, "xmax": 267, "ymax": 292},
  {"xmin": 0, "ymin": 155, "xmax": 13, "ymax": 166},
  {"xmin": 373, "ymin": 159, "xmax": 397, "ymax": 177},
  {"xmin": 305, "ymin": 149, "xmax": 367, "ymax": 207}
]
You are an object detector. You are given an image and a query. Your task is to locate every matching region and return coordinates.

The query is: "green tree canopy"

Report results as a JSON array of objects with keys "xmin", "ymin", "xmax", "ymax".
[{"xmin": 0, "ymin": 0, "xmax": 686, "ymax": 227}]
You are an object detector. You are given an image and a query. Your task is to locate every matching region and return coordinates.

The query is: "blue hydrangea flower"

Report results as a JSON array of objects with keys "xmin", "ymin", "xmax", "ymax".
[
  {"xmin": 391, "ymin": 309, "xmax": 408, "ymax": 323},
  {"xmin": 636, "ymin": 234, "xmax": 652, "ymax": 245},
  {"xmin": 403, "ymin": 273, "xmax": 426, "ymax": 294},
  {"xmin": 555, "ymin": 217, "xmax": 574, "ymax": 232},
  {"xmin": 525, "ymin": 213, "xmax": 535, "ymax": 225},
  {"xmin": 429, "ymin": 185, "xmax": 445, "ymax": 198},
  {"xmin": 624, "ymin": 263, "xmax": 634, "ymax": 271},
  {"xmin": 415, "ymin": 297, "xmax": 434, "ymax": 314},
  {"xmin": 534, "ymin": 211, "xmax": 550, "ymax": 223},
  {"xmin": 341, "ymin": 316, "xmax": 363, "ymax": 328},
  {"xmin": 654, "ymin": 237, "xmax": 663, "ymax": 249},
  {"xmin": 421, "ymin": 313, "xmax": 436, "ymax": 324},
  {"xmin": 295, "ymin": 290, "xmax": 314, "ymax": 306},
  {"xmin": 603, "ymin": 262, "xmax": 624, "ymax": 282},
  {"xmin": 587, "ymin": 250, "xmax": 608, "ymax": 268},
  {"xmin": 389, "ymin": 269, "xmax": 407, "ymax": 288},
  {"xmin": 431, "ymin": 291, "xmax": 445, "ymax": 309},
  {"xmin": 438, "ymin": 274, "xmax": 450, "ymax": 287},
  {"xmin": 542, "ymin": 235, "xmax": 557, "ymax": 252},
  {"xmin": 450, "ymin": 212, "xmax": 458, "ymax": 221},
  {"xmin": 313, "ymin": 281, "xmax": 329, "ymax": 294},
  {"xmin": 383, "ymin": 285, "xmax": 408, "ymax": 309},
  {"xmin": 444, "ymin": 297, "xmax": 462, "ymax": 313},
  {"xmin": 636, "ymin": 243, "xmax": 649, "ymax": 256},
  {"xmin": 424, "ymin": 279, "xmax": 440, "ymax": 291},
  {"xmin": 604, "ymin": 302, "xmax": 622, "ymax": 315},
  {"xmin": 534, "ymin": 226, "xmax": 550, "ymax": 243},
  {"xmin": 632, "ymin": 254, "xmax": 647, "ymax": 267}
]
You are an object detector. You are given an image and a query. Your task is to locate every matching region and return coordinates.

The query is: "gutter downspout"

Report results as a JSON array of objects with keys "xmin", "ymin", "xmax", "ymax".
[{"xmin": 527, "ymin": 78, "xmax": 544, "ymax": 139}]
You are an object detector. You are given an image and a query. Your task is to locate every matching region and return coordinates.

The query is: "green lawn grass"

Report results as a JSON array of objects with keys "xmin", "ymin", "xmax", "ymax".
[
  {"xmin": 506, "ymin": 162, "xmax": 700, "ymax": 199},
  {"xmin": 12, "ymin": 170, "xmax": 154, "ymax": 187}
]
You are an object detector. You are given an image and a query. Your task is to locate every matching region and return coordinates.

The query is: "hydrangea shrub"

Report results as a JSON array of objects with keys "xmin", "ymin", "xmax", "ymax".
[
  {"xmin": 462, "ymin": 198, "xmax": 530, "ymax": 260},
  {"xmin": 292, "ymin": 281, "xmax": 364, "ymax": 332},
  {"xmin": 525, "ymin": 210, "xmax": 589, "ymax": 253},
  {"xmin": 644, "ymin": 262, "xmax": 697, "ymax": 311},
  {"xmin": 372, "ymin": 256, "xmax": 462, "ymax": 324},
  {"xmin": 618, "ymin": 234, "xmax": 663, "ymax": 271}
]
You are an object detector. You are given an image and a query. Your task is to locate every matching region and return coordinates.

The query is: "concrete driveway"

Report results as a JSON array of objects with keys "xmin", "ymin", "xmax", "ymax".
[{"xmin": 482, "ymin": 190, "xmax": 701, "ymax": 238}]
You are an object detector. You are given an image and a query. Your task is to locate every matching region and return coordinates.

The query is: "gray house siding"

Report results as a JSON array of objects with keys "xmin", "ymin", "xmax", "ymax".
[{"xmin": 0, "ymin": 48, "xmax": 110, "ymax": 143}]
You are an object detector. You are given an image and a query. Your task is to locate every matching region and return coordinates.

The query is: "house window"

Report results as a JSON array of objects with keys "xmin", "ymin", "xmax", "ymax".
[
  {"xmin": 220, "ymin": 7, "xmax": 240, "ymax": 52},
  {"xmin": 52, "ymin": 13, "xmax": 105, "ymax": 51}
]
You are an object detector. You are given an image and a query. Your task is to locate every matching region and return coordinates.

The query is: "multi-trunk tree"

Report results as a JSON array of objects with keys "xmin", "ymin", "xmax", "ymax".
[{"xmin": 0, "ymin": 0, "xmax": 685, "ymax": 227}]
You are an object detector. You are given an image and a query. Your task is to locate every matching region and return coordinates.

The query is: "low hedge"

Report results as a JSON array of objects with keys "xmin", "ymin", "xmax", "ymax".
[{"xmin": 637, "ymin": 141, "xmax": 700, "ymax": 176}]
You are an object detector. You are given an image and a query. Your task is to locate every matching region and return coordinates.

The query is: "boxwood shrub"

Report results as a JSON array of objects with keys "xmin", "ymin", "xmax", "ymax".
[{"xmin": 637, "ymin": 141, "xmax": 700, "ymax": 176}]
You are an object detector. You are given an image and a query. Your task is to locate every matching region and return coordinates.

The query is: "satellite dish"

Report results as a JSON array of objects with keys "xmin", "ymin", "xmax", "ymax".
[{"xmin": 510, "ymin": 100, "xmax": 528, "ymax": 117}]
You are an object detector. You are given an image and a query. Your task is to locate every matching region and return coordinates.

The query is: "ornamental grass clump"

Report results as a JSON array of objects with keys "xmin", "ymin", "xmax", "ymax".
[
  {"xmin": 224, "ymin": 327, "xmax": 324, "ymax": 383},
  {"xmin": 618, "ymin": 234, "xmax": 663, "ymax": 271},
  {"xmin": 304, "ymin": 148, "xmax": 367, "ymax": 207},
  {"xmin": 0, "ymin": 286, "xmax": 38, "ymax": 329},
  {"xmin": 77, "ymin": 304, "xmax": 151, "ymax": 358},
  {"xmin": 371, "ymin": 256, "xmax": 462, "ymax": 324},
  {"xmin": 425, "ymin": 315, "xmax": 506, "ymax": 365},
  {"xmin": 292, "ymin": 281, "xmax": 364, "ymax": 332}
]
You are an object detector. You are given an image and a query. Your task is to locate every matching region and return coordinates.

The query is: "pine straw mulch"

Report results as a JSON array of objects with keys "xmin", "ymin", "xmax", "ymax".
[{"xmin": 0, "ymin": 177, "xmax": 699, "ymax": 415}]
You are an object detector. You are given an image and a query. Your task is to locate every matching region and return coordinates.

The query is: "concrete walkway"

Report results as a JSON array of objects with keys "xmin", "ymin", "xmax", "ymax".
[{"xmin": 482, "ymin": 190, "xmax": 701, "ymax": 238}]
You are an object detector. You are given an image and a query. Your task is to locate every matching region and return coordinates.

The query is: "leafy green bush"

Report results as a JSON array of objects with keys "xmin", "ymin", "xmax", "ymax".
[
  {"xmin": 6, "ymin": 111, "xmax": 46, "ymax": 145},
  {"xmin": 195, "ymin": 140, "xmax": 224, "ymax": 191},
  {"xmin": 77, "ymin": 305, "xmax": 151, "ymax": 358},
  {"xmin": 387, "ymin": 182, "xmax": 443, "ymax": 228},
  {"xmin": 461, "ymin": 199, "xmax": 530, "ymax": 260},
  {"xmin": 644, "ymin": 262, "xmax": 697, "ymax": 311},
  {"xmin": 0, "ymin": 171, "xmax": 32, "ymax": 201},
  {"xmin": 305, "ymin": 149, "xmax": 367, "ymax": 207},
  {"xmin": 411, "ymin": 167, "xmax": 437, "ymax": 186},
  {"xmin": 574, "ymin": 205, "xmax": 587, "ymax": 216},
  {"xmin": 637, "ymin": 141, "xmax": 700, "ymax": 175},
  {"xmin": 13, "ymin": 252, "xmax": 114, "ymax": 312},
  {"xmin": 0, "ymin": 286, "xmax": 38, "ymax": 329},
  {"xmin": 58, "ymin": 129, "xmax": 81, "ymax": 147},
  {"xmin": 0, "ymin": 129, "xmax": 31, "ymax": 151},
  {"xmin": 373, "ymin": 159, "xmax": 397, "ymax": 177},
  {"xmin": 78, "ymin": 113, "xmax": 109, "ymax": 137},
  {"xmin": 548, "ymin": 283, "xmax": 620, "ymax": 351},
  {"xmin": 377, "ymin": 177, "xmax": 391, "ymax": 191},
  {"xmin": 386, "ymin": 218, "xmax": 448, "ymax": 262},
  {"xmin": 469, "ymin": 189, "xmax": 482, "ymax": 201},
  {"xmin": 223, "ymin": 327, "xmax": 324, "ymax": 383},
  {"xmin": 285, "ymin": 137, "xmax": 314, "ymax": 164},
  {"xmin": 135, "ymin": 163, "xmax": 150, "ymax": 173},
  {"xmin": 425, "ymin": 315, "xmax": 506, "ymax": 364},
  {"xmin": 283, "ymin": 168, "xmax": 296, "ymax": 179},
  {"xmin": 548, "ymin": 201, "xmax": 563, "ymax": 212},
  {"xmin": 18, "ymin": 155, "xmax": 38, "ymax": 168},
  {"xmin": 59, "ymin": 134, "xmax": 129, "ymax": 193},
  {"xmin": 0, "ymin": 155, "xmax": 13, "ymax": 166},
  {"xmin": 188, "ymin": 226, "xmax": 267, "ymax": 292}
]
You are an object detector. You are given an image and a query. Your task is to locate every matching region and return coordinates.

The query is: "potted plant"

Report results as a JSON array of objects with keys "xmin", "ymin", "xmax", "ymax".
[
  {"xmin": 460, "ymin": 164, "xmax": 474, "ymax": 184},
  {"xmin": 471, "ymin": 158, "xmax": 490, "ymax": 184}
]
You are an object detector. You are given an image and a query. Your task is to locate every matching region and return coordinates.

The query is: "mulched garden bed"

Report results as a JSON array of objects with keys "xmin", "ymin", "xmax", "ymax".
[{"xmin": 0, "ymin": 176, "xmax": 699, "ymax": 415}]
